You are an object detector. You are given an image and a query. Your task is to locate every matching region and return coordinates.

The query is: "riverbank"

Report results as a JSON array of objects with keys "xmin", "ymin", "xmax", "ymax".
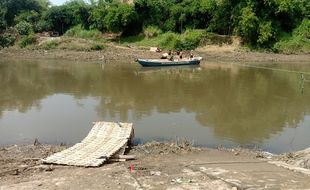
[
  {"xmin": 1, "ymin": 142, "xmax": 310, "ymax": 189},
  {"xmin": 1, "ymin": 44, "xmax": 310, "ymax": 64}
]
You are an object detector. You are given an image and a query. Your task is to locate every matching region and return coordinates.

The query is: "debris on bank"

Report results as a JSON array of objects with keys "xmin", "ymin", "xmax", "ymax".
[
  {"xmin": 278, "ymin": 147, "xmax": 310, "ymax": 169},
  {"xmin": 132, "ymin": 139, "xmax": 197, "ymax": 156},
  {"xmin": 0, "ymin": 144, "xmax": 66, "ymax": 178}
]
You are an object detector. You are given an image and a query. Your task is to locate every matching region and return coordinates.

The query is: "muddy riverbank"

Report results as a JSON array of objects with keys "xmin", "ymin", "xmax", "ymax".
[
  {"xmin": 1, "ymin": 45, "xmax": 310, "ymax": 189},
  {"xmin": 1, "ymin": 142, "xmax": 310, "ymax": 189},
  {"xmin": 1, "ymin": 44, "xmax": 310, "ymax": 63}
]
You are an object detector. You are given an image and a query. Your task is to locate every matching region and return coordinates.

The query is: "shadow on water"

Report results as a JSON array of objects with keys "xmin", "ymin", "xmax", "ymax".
[{"xmin": 0, "ymin": 59, "xmax": 310, "ymax": 153}]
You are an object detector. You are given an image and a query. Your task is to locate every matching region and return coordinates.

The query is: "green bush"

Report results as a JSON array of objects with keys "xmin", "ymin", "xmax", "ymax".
[
  {"xmin": 15, "ymin": 21, "xmax": 33, "ymax": 35},
  {"xmin": 19, "ymin": 34, "xmax": 36, "ymax": 48},
  {"xmin": 293, "ymin": 19, "xmax": 310, "ymax": 38},
  {"xmin": 177, "ymin": 29, "xmax": 205, "ymax": 50},
  {"xmin": 90, "ymin": 43, "xmax": 105, "ymax": 50},
  {"xmin": 159, "ymin": 32, "xmax": 181, "ymax": 49},
  {"xmin": 159, "ymin": 30, "xmax": 206, "ymax": 50},
  {"xmin": 274, "ymin": 19, "xmax": 310, "ymax": 53},
  {"xmin": 143, "ymin": 25, "xmax": 162, "ymax": 38},
  {"xmin": 0, "ymin": 33, "xmax": 16, "ymax": 48},
  {"xmin": 65, "ymin": 25, "xmax": 101, "ymax": 39}
]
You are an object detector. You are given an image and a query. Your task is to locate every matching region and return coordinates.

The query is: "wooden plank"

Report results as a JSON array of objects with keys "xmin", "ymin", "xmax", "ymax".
[{"xmin": 42, "ymin": 121, "xmax": 133, "ymax": 167}]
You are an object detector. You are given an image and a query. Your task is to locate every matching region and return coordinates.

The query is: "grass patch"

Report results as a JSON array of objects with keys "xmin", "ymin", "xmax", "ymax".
[
  {"xmin": 65, "ymin": 25, "xmax": 102, "ymax": 39},
  {"xmin": 37, "ymin": 37, "xmax": 106, "ymax": 51},
  {"xmin": 90, "ymin": 43, "xmax": 105, "ymax": 50}
]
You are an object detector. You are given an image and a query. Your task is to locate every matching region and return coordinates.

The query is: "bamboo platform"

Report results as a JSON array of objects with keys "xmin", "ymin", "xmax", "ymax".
[{"xmin": 42, "ymin": 121, "xmax": 133, "ymax": 167}]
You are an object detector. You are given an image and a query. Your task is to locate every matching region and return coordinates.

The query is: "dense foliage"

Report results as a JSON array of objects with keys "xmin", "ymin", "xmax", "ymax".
[{"xmin": 0, "ymin": 0, "xmax": 309, "ymax": 52}]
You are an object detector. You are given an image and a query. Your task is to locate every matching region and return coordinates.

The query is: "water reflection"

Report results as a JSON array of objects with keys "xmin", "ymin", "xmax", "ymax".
[{"xmin": 0, "ymin": 59, "xmax": 310, "ymax": 152}]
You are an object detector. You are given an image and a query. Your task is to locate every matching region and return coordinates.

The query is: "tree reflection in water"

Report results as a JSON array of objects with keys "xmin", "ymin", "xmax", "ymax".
[{"xmin": 0, "ymin": 59, "xmax": 310, "ymax": 149}]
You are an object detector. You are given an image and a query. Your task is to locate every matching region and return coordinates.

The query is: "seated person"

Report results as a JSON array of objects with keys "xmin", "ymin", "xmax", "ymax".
[
  {"xmin": 179, "ymin": 51, "xmax": 183, "ymax": 59},
  {"xmin": 190, "ymin": 51, "xmax": 194, "ymax": 58},
  {"xmin": 161, "ymin": 53, "xmax": 169, "ymax": 59}
]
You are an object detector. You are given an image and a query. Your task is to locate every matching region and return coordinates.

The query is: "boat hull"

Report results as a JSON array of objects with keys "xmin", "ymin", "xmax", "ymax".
[{"xmin": 137, "ymin": 57, "xmax": 202, "ymax": 67}]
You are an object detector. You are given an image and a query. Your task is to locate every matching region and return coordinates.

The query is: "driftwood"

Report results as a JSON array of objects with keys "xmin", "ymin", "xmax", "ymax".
[
  {"xmin": 109, "ymin": 155, "xmax": 136, "ymax": 162},
  {"xmin": 112, "ymin": 155, "xmax": 136, "ymax": 160},
  {"xmin": 22, "ymin": 158, "xmax": 41, "ymax": 161}
]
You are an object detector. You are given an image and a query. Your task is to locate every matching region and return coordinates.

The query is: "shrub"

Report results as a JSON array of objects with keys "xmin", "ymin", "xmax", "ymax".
[
  {"xmin": 0, "ymin": 33, "xmax": 16, "ymax": 48},
  {"xmin": 159, "ymin": 32, "xmax": 181, "ymax": 49},
  {"xmin": 274, "ymin": 19, "xmax": 310, "ymax": 53},
  {"xmin": 293, "ymin": 19, "xmax": 310, "ymax": 38},
  {"xmin": 177, "ymin": 29, "xmax": 205, "ymax": 50},
  {"xmin": 19, "ymin": 34, "xmax": 36, "ymax": 48},
  {"xmin": 90, "ymin": 43, "xmax": 105, "ymax": 50},
  {"xmin": 15, "ymin": 21, "xmax": 33, "ymax": 35},
  {"xmin": 65, "ymin": 25, "xmax": 101, "ymax": 39},
  {"xmin": 159, "ymin": 30, "xmax": 206, "ymax": 50},
  {"xmin": 143, "ymin": 25, "xmax": 162, "ymax": 38}
]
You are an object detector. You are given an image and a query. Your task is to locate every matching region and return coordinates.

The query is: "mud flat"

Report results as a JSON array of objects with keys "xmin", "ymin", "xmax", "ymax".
[{"xmin": 1, "ymin": 142, "xmax": 310, "ymax": 189}]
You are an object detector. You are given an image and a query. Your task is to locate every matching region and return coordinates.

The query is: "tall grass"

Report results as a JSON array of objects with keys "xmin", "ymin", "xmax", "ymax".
[{"xmin": 65, "ymin": 25, "xmax": 102, "ymax": 39}]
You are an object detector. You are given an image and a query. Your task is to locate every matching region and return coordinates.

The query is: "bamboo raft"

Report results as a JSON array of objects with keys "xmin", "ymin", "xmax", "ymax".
[{"xmin": 42, "ymin": 121, "xmax": 134, "ymax": 167}]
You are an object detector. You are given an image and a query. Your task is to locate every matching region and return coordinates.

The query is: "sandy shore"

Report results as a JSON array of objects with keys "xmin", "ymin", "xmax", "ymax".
[{"xmin": 1, "ymin": 44, "xmax": 310, "ymax": 64}]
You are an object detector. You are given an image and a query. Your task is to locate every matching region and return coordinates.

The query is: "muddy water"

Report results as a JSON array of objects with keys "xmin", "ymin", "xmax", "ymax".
[{"xmin": 0, "ymin": 59, "xmax": 310, "ymax": 153}]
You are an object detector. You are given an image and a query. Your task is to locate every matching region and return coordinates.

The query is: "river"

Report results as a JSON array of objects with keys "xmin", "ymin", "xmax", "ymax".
[{"xmin": 0, "ymin": 58, "xmax": 310, "ymax": 153}]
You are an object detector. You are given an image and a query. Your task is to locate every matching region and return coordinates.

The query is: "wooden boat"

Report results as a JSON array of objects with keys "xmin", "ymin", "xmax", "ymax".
[{"xmin": 137, "ymin": 57, "xmax": 202, "ymax": 67}]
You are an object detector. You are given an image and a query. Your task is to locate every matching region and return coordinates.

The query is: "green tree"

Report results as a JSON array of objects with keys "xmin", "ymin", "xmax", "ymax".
[
  {"xmin": 257, "ymin": 21, "xmax": 275, "ymax": 46},
  {"xmin": 64, "ymin": 0, "xmax": 91, "ymax": 29},
  {"xmin": 1, "ymin": 0, "xmax": 42, "ymax": 26},
  {"xmin": 104, "ymin": 3, "xmax": 138, "ymax": 34},
  {"xmin": 134, "ymin": 0, "xmax": 171, "ymax": 29},
  {"xmin": 0, "ymin": 6, "xmax": 7, "ymax": 31},
  {"xmin": 236, "ymin": 6, "xmax": 259, "ymax": 45},
  {"xmin": 89, "ymin": 4, "xmax": 108, "ymax": 31},
  {"xmin": 42, "ymin": 5, "xmax": 75, "ymax": 34}
]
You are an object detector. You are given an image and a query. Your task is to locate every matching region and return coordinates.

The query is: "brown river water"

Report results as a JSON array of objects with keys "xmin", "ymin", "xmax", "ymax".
[{"xmin": 0, "ymin": 59, "xmax": 310, "ymax": 153}]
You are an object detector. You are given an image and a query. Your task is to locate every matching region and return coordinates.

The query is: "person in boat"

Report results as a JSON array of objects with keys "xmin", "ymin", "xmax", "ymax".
[
  {"xmin": 161, "ymin": 52, "xmax": 169, "ymax": 59},
  {"xmin": 190, "ymin": 50, "xmax": 194, "ymax": 59},
  {"xmin": 179, "ymin": 51, "xmax": 183, "ymax": 59},
  {"xmin": 161, "ymin": 50, "xmax": 173, "ymax": 59}
]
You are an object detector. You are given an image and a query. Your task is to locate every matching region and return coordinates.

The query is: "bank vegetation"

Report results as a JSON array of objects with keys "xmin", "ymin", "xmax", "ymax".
[{"xmin": 0, "ymin": 0, "xmax": 309, "ymax": 53}]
